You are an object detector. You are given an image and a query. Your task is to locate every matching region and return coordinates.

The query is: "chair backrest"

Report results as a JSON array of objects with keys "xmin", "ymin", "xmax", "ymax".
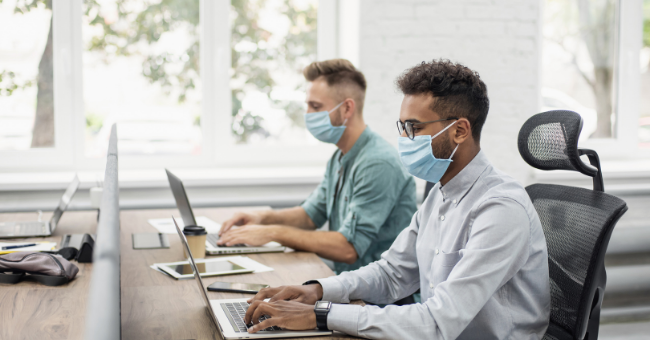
[
  {"xmin": 518, "ymin": 110, "xmax": 604, "ymax": 192},
  {"xmin": 518, "ymin": 110, "xmax": 628, "ymax": 340}
]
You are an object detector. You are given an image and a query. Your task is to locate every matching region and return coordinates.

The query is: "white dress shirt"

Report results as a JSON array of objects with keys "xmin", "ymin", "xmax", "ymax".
[{"xmin": 317, "ymin": 151, "xmax": 550, "ymax": 339}]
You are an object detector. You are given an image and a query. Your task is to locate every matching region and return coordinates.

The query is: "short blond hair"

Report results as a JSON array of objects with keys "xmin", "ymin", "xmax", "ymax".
[{"xmin": 303, "ymin": 59, "xmax": 366, "ymax": 113}]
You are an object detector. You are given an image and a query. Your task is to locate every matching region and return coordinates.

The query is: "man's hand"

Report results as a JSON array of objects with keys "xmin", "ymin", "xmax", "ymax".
[
  {"xmin": 217, "ymin": 225, "xmax": 276, "ymax": 246},
  {"xmin": 219, "ymin": 211, "xmax": 264, "ymax": 236},
  {"xmin": 247, "ymin": 284, "xmax": 324, "ymax": 305},
  {"xmin": 244, "ymin": 300, "xmax": 317, "ymax": 333}
]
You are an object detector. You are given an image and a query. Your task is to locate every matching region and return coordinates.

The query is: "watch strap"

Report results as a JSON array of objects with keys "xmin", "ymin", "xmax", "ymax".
[
  {"xmin": 302, "ymin": 280, "xmax": 321, "ymax": 286},
  {"xmin": 314, "ymin": 301, "xmax": 331, "ymax": 330}
]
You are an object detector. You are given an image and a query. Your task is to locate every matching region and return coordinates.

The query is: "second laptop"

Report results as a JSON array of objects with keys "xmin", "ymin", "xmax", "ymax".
[{"xmin": 165, "ymin": 169, "xmax": 286, "ymax": 255}]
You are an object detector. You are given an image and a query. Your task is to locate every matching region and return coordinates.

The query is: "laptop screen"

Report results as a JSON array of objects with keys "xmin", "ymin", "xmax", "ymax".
[
  {"xmin": 50, "ymin": 174, "xmax": 81, "ymax": 230},
  {"xmin": 166, "ymin": 170, "xmax": 198, "ymax": 227},
  {"xmin": 172, "ymin": 216, "xmax": 221, "ymax": 329}
]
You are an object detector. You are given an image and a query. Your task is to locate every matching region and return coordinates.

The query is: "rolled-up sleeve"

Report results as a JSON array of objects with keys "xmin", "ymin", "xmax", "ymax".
[
  {"xmin": 317, "ymin": 198, "xmax": 532, "ymax": 339},
  {"xmin": 301, "ymin": 170, "xmax": 329, "ymax": 228}
]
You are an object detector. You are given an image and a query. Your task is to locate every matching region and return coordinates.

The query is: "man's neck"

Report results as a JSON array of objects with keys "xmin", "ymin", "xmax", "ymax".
[
  {"xmin": 336, "ymin": 118, "xmax": 366, "ymax": 155},
  {"xmin": 439, "ymin": 142, "xmax": 481, "ymax": 186}
]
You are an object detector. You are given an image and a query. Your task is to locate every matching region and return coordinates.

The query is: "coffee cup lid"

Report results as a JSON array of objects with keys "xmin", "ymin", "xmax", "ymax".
[{"xmin": 183, "ymin": 225, "xmax": 207, "ymax": 236}]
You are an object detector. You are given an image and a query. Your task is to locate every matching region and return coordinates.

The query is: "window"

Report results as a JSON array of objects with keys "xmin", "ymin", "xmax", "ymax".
[
  {"xmin": 81, "ymin": 0, "xmax": 202, "ymax": 157},
  {"xmin": 542, "ymin": 0, "xmax": 618, "ymax": 141},
  {"xmin": 230, "ymin": 0, "xmax": 319, "ymax": 147},
  {"xmin": 0, "ymin": 0, "xmax": 54, "ymax": 150},
  {"xmin": 541, "ymin": 0, "xmax": 650, "ymax": 160},
  {"xmin": 0, "ymin": 0, "xmax": 338, "ymax": 171}
]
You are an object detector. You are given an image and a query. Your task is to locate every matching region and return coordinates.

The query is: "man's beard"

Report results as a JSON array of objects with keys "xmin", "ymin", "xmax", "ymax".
[{"xmin": 431, "ymin": 131, "xmax": 455, "ymax": 159}]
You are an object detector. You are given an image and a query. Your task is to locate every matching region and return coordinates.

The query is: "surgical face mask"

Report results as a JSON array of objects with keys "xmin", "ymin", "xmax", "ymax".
[
  {"xmin": 304, "ymin": 102, "xmax": 346, "ymax": 144},
  {"xmin": 398, "ymin": 120, "xmax": 459, "ymax": 183}
]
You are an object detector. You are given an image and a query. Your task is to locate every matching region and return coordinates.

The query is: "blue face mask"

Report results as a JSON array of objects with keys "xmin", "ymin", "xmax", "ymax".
[
  {"xmin": 304, "ymin": 102, "xmax": 346, "ymax": 144},
  {"xmin": 398, "ymin": 120, "xmax": 459, "ymax": 183}
]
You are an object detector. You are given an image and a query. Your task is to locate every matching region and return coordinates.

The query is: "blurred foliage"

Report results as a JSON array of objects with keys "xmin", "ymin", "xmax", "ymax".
[
  {"xmin": 12, "ymin": 0, "xmax": 50, "ymax": 13},
  {"xmin": 0, "ymin": 71, "xmax": 34, "ymax": 96},
  {"xmin": 84, "ymin": 0, "xmax": 200, "ymax": 104},
  {"xmin": 230, "ymin": 0, "xmax": 317, "ymax": 142},
  {"xmin": 0, "ymin": 0, "xmax": 47, "ymax": 96},
  {"xmin": 83, "ymin": 0, "xmax": 317, "ymax": 143},
  {"xmin": 86, "ymin": 112, "xmax": 104, "ymax": 133}
]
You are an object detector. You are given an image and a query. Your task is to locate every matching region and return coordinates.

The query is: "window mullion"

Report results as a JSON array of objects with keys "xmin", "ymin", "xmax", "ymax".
[
  {"xmin": 52, "ymin": 0, "xmax": 75, "ymax": 167},
  {"xmin": 209, "ymin": 0, "xmax": 232, "ymax": 167},
  {"xmin": 616, "ymin": 0, "xmax": 643, "ymax": 154}
]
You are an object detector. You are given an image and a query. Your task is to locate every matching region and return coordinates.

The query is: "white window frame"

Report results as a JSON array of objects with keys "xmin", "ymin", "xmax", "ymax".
[{"xmin": 0, "ymin": 0, "xmax": 352, "ymax": 172}]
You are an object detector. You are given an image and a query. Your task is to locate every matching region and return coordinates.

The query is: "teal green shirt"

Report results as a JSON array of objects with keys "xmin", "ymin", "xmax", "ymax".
[{"xmin": 301, "ymin": 127, "xmax": 417, "ymax": 273}]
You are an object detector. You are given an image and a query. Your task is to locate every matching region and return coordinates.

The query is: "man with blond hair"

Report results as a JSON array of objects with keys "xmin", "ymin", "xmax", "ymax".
[{"xmin": 218, "ymin": 59, "xmax": 416, "ymax": 275}]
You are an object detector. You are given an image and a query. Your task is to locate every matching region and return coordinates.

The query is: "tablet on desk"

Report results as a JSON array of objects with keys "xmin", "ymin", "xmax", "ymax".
[{"xmin": 157, "ymin": 257, "xmax": 255, "ymax": 279}]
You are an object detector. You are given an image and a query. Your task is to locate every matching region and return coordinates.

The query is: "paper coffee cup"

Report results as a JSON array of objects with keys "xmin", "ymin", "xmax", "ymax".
[{"xmin": 183, "ymin": 225, "xmax": 207, "ymax": 259}]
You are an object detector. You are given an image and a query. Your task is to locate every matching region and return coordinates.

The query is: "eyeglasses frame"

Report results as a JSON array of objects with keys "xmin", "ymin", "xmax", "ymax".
[{"xmin": 396, "ymin": 117, "xmax": 460, "ymax": 140}]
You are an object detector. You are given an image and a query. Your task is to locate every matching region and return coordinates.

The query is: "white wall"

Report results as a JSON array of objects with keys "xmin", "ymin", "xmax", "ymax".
[{"xmin": 357, "ymin": 0, "xmax": 541, "ymax": 185}]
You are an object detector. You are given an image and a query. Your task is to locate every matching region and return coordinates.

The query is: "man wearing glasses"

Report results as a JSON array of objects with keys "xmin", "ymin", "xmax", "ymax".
[
  {"xmin": 242, "ymin": 60, "xmax": 550, "ymax": 339},
  {"xmin": 218, "ymin": 59, "xmax": 417, "ymax": 276}
]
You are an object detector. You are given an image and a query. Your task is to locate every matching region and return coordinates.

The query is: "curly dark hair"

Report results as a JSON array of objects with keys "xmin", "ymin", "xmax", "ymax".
[{"xmin": 396, "ymin": 59, "xmax": 489, "ymax": 142}]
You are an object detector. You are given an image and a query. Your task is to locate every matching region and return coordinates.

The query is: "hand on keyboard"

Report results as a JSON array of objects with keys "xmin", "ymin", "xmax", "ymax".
[
  {"xmin": 207, "ymin": 234, "xmax": 245, "ymax": 247},
  {"xmin": 222, "ymin": 301, "xmax": 281, "ymax": 333},
  {"xmin": 244, "ymin": 300, "xmax": 318, "ymax": 334},
  {"xmin": 217, "ymin": 225, "xmax": 278, "ymax": 247}
]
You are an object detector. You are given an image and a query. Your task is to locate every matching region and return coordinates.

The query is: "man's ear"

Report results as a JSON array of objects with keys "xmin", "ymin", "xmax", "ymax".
[
  {"xmin": 341, "ymin": 98, "xmax": 356, "ymax": 120},
  {"xmin": 453, "ymin": 118, "xmax": 472, "ymax": 144}
]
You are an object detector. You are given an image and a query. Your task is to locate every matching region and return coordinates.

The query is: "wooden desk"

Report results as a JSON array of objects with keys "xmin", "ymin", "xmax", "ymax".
[
  {"xmin": 0, "ymin": 210, "xmax": 98, "ymax": 340},
  {"xmin": 122, "ymin": 208, "xmax": 357, "ymax": 340},
  {"xmin": 0, "ymin": 207, "xmax": 358, "ymax": 340}
]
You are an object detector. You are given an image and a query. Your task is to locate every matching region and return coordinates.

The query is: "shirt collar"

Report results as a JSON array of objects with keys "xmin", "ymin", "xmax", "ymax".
[
  {"xmin": 339, "ymin": 126, "xmax": 372, "ymax": 166},
  {"xmin": 439, "ymin": 150, "xmax": 490, "ymax": 204}
]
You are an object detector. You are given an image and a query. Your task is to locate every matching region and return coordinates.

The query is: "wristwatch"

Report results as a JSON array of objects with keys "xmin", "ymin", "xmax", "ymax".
[
  {"xmin": 302, "ymin": 280, "xmax": 321, "ymax": 286},
  {"xmin": 314, "ymin": 300, "xmax": 332, "ymax": 330}
]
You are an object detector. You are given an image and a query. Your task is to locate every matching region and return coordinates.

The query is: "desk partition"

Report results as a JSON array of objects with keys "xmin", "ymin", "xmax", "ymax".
[{"xmin": 84, "ymin": 124, "xmax": 121, "ymax": 340}]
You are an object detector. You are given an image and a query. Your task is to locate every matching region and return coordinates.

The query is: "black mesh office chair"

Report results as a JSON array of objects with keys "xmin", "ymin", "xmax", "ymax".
[{"xmin": 518, "ymin": 110, "xmax": 628, "ymax": 340}]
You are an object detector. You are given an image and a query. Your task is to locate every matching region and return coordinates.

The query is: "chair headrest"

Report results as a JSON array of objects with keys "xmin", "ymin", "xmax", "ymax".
[{"xmin": 517, "ymin": 110, "xmax": 598, "ymax": 177}]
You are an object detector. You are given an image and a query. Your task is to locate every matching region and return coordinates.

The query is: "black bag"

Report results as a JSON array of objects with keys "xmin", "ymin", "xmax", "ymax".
[{"xmin": 0, "ymin": 252, "xmax": 79, "ymax": 286}]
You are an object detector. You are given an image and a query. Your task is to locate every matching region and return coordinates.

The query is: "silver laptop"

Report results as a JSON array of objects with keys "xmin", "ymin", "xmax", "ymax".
[
  {"xmin": 165, "ymin": 169, "xmax": 285, "ymax": 255},
  {"xmin": 172, "ymin": 216, "xmax": 331, "ymax": 339},
  {"xmin": 0, "ymin": 175, "xmax": 80, "ymax": 238}
]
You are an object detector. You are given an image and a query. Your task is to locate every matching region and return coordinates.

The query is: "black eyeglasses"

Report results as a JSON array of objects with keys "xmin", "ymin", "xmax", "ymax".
[{"xmin": 396, "ymin": 117, "xmax": 459, "ymax": 140}]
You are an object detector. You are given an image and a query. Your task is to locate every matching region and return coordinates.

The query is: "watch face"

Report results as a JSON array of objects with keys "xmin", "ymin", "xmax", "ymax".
[{"xmin": 316, "ymin": 301, "xmax": 329, "ymax": 309}]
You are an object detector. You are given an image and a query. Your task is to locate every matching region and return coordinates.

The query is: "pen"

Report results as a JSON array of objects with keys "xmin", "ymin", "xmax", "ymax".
[{"xmin": 1, "ymin": 243, "xmax": 36, "ymax": 250}]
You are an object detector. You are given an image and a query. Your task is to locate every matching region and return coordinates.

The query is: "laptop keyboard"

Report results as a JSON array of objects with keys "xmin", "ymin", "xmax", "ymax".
[
  {"xmin": 207, "ymin": 234, "xmax": 245, "ymax": 248},
  {"xmin": 220, "ymin": 302, "xmax": 281, "ymax": 333},
  {"xmin": 0, "ymin": 222, "xmax": 47, "ymax": 236}
]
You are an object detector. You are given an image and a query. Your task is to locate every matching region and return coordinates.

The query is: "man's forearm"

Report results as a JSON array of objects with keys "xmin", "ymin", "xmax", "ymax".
[
  {"xmin": 269, "ymin": 227, "xmax": 358, "ymax": 264},
  {"xmin": 261, "ymin": 207, "xmax": 316, "ymax": 230}
]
